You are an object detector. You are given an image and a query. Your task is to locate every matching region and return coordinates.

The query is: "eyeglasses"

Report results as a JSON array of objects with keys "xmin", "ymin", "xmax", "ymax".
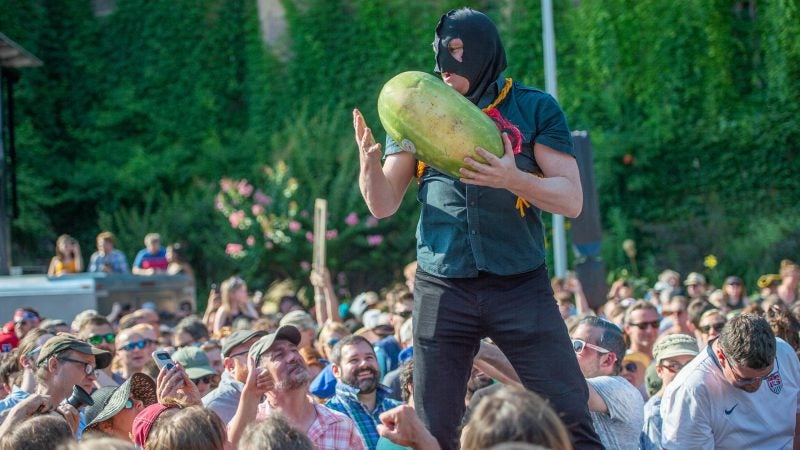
[
  {"xmin": 629, "ymin": 320, "xmax": 660, "ymax": 330},
  {"xmin": 722, "ymin": 350, "xmax": 773, "ymax": 386},
  {"xmin": 699, "ymin": 322, "xmax": 726, "ymax": 334},
  {"xmin": 118, "ymin": 339, "xmax": 154, "ymax": 351},
  {"xmin": 327, "ymin": 338, "xmax": 340, "ymax": 348},
  {"xmin": 88, "ymin": 333, "xmax": 116, "ymax": 346},
  {"xmin": 571, "ymin": 339, "xmax": 610, "ymax": 354},
  {"xmin": 394, "ymin": 310, "xmax": 412, "ymax": 319},
  {"xmin": 659, "ymin": 360, "xmax": 687, "ymax": 373},
  {"xmin": 622, "ymin": 362, "xmax": 638, "ymax": 373},
  {"xmin": 58, "ymin": 356, "xmax": 96, "ymax": 376},
  {"xmin": 192, "ymin": 375, "xmax": 214, "ymax": 385}
]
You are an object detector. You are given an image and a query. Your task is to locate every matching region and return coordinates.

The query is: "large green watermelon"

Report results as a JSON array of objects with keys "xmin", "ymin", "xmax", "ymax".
[{"xmin": 377, "ymin": 71, "xmax": 503, "ymax": 179}]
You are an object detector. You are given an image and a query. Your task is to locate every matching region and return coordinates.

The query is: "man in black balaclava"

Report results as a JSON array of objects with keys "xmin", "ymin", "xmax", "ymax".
[{"xmin": 353, "ymin": 8, "xmax": 601, "ymax": 450}]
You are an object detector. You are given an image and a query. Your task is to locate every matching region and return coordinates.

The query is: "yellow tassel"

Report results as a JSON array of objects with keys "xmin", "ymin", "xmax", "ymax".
[{"xmin": 516, "ymin": 197, "xmax": 530, "ymax": 217}]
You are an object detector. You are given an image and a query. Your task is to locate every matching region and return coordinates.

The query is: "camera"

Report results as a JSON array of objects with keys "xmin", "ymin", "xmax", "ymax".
[{"xmin": 66, "ymin": 385, "xmax": 94, "ymax": 409}]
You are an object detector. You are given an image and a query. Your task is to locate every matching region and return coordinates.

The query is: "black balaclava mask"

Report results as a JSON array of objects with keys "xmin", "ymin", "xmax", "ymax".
[{"xmin": 433, "ymin": 8, "xmax": 507, "ymax": 105}]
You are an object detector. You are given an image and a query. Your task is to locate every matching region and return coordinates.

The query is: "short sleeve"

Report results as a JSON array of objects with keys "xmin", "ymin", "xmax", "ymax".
[
  {"xmin": 532, "ymin": 94, "xmax": 573, "ymax": 156},
  {"xmin": 660, "ymin": 382, "xmax": 714, "ymax": 449},
  {"xmin": 384, "ymin": 135, "xmax": 402, "ymax": 157},
  {"xmin": 589, "ymin": 376, "xmax": 643, "ymax": 423}
]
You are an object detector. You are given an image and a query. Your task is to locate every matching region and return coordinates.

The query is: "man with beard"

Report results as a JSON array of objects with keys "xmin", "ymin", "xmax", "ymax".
[
  {"xmin": 353, "ymin": 8, "xmax": 600, "ymax": 449},
  {"xmin": 660, "ymin": 314, "xmax": 800, "ymax": 449},
  {"xmin": 326, "ymin": 335, "xmax": 401, "ymax": 450},
  {"xmin": 228, "ymin": 325, "xmax": 365, "ymax": 449}
]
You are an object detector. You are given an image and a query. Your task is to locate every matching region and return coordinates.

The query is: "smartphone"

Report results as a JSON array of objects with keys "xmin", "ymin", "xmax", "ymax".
[{"xmin": 152, "ymin": 350, "xmax": 175, "ymax": 371}]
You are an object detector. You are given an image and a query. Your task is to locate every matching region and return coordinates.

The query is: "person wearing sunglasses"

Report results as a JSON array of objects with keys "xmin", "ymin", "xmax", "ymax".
[
  {"xmin": 202, "ymin": 329, "xmax": 266, "ymax": 424},
  {"xmin": 623, "ymin": 300, "xmax": 661, "ymax": 360},
  {"xmin": 78, "ymin": 316, "xmax": 125, "ymax": 387},
  {"xmin": 661, "ymin": 313, "xmax": 800, "ymax": 449},
  {"xmin": 116, "ymin": 328, "xmax": 156, "ymax": 380},
  {"xmin": 620, "ymin": 351, "xmax": 650, "ymax": 400},
  {"xmin": 171, "ymin": 346, "xmax": 219, "ymax": 398},
  {"xmin": 696, "ymin": 308, "xmax": 727, "ymax": 347},
  {"xmin": 83, "ymin": 372, "xmax": 157, "ymax": 441},
  {"xmin": 640, "ymin": 334, "xmax": 699, "ymax": 450},
  {"xmin": 570, "ymin": 316, "xmax": 644, "ymax": 450}
]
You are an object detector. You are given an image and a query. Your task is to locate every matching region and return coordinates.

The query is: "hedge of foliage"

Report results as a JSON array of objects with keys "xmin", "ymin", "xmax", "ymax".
[{"xmin": 1, "ymin": 0, "xmax": 797, "ymax": 298}]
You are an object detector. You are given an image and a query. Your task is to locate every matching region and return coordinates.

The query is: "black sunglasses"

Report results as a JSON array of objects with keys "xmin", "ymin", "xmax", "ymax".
[
  {"xmin": 622, "ymin": 362, "xmax": 638, "ymax": 373},
  {"xmin": 699, "ymin": 322, "xmax": 726, "ymax": 334},
  {"xmin": 629, "ymin": 320, "xmax": 660, "ymax": 330},
  {"xmin": 192, "ymin": 375, "xmax": 214, "ymax": 385}
]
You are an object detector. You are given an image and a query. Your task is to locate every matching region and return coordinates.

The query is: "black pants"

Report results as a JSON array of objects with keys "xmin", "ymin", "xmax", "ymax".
[{"xmin": 412, "ymin": 266, "xmax": 604, "ymax": 450}]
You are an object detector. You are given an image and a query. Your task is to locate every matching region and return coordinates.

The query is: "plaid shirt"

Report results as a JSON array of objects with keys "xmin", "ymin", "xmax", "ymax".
[
  {"xmin": 325, "ymin": 382, "xmax": 401, "ymax": 450},
  {"xmin": 257, "ymin": 397, "xmax": 366, "ymax": 450}
]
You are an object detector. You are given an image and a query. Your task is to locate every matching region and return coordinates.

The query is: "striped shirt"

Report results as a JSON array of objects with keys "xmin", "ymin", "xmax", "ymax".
[{"xmin": 325, "ymin": 383, "xmax": 401, "ymax": 450}]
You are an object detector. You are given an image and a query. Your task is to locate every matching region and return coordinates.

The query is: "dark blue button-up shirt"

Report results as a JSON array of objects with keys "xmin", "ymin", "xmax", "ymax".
[{"xmin": 385, "ymin": 75, "xmax": 574, "ymax": 278}]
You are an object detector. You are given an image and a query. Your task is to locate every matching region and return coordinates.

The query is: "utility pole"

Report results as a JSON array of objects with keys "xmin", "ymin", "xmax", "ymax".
[
  {"xmin": 0, "ymin": 33, "xmax": 43, "ymax": 275},
  {"xmin": 540, "ymin": 0, "xmax": 567, "ymax": 276}
]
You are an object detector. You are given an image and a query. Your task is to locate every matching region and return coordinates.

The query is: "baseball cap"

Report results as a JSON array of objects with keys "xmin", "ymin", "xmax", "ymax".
[
  {"xmin": 222, "ymin": 329, "xmax": 267, "ymax": 357},
  {"xmin": 36, "ymin": 333, "xmax": 112, "ymax": 370},
  {"xmin": 349, "ymin": 291, "xmax": 379, "ymax": 319},
  {"xmin": 279, "ymin": 310, "xmax": 316, "ymax": 332},
  {"xmin": 724, "ymin": 276, "xmax": 743, "ymax": 285},
  {"xmin": 684, "ymin": 272, "xmax": 706, "ymax": 286},
  {"xmin": 171, "ymin": 347, "xmax": 217, "ymax": 379},
  {"xmin": 248, "ymin": 325, "xmax": 301, "ymax": 365},
  {"xmin": 133, "ymin": 403, "xmax": 176, "ymax": 447},
  {"xmin": 0, "ymin": 332, "xmax": 18, "ymax": 353},
  {"xmin": 362, "ymin": 309, "xmax": 391, "ymax": 329},
  {"xmin": 652, "ymin": 334, "xmax": 699, "ymax": 364},
  {"xmin": 85, "ymin": 373, "xmax": 158, "ymax": 429}
]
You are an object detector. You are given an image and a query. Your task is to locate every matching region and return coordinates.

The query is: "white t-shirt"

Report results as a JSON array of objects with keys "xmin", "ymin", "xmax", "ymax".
[
  {"xmin": 661, "ymin": 338, "xmax": 800, "ymax": 450},
  {"xmin": 588, "ymin": 375, "xmax": 644, "ymax": 450}
]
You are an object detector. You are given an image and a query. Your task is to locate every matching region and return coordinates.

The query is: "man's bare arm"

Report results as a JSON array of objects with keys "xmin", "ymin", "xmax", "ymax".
[
  {"xmin": 460, "ymin": 133, "xmax": 583, "ymax": 218},
  {"xmin": 354, "ymin": 109, "xmax": 415, "ymax": 218}
]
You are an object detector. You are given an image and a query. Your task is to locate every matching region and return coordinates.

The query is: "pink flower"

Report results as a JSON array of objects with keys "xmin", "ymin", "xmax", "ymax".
[
  {"xmin": 225, "ymin": 243, "xmax": 244, "ymax": 256},
  {"xmin": 288, "ymin": 220, "xmax": 302, "ymax": 232},
  {"xmin": 229, "ymin": 210, "xmax": 245, "ymax": 229},
  {"xmin": 253, "ymin": 190, "xmax": 272, "ymax": 206},
  {"xmin": 265, "ymin": 242, "xmax": 274, "ymax": 250},
  {"xmin": 365, "ymin": 215, "xmax": 379, "ymax": 228},
  {"xmin": 305, "ymin": 231, "xmax": 314, "ymax": 242},
  {"xmin": 251, "ymin": 204, "xmax": 264, "ymax": 216},
  {"xmin": 246, "ymin": 235, "xmax": 255, "ymax": 247},
  {"xmin": 326, "ymin": 229, "xmax": 338, "ymax": 240},
  {"xmin": 214, "ymin": 197, "xmax": 224, "ymax": 212},
  {"xmin": 300, "ymin": 261, "xmax": 311, "ymax": 271},
  {"xmin": 367, "ymin": 234, "xmax": 384, "ymax": 246},
  {"xmin": 237, "ymin": 179, "xmax": 254, "ymax": 197},
  {"xmin": 219, "ymin": 178, "xmax": 234, "ymax": 193},
  {"xmin": 344, "ymin": 212, "xmax": 359, "ymax": 226}
]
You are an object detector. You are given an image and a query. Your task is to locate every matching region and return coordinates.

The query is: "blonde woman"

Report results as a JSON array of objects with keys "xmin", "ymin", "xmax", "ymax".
[
  {"xmin": 213, "ymin": 276, "xmax": 258, "ymax": 333},
  {"xmin": 48, "ymin": 234, "xmax": 83, "ymax": 276}
]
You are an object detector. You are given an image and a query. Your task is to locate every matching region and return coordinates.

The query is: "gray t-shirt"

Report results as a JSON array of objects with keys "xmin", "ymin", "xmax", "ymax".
[
  {"xmin": 202, "ymin": 371, "xmax": 244, "ymax": 425},
  {"xmin": 588, "ymin": 375, "xmax": 644, "ymax": 450}
]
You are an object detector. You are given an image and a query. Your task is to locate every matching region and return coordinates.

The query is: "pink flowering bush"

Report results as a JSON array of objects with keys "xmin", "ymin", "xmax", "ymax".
[{"xmin": 216, "ymin": 160, "xmax": 411, "ymax": 291}]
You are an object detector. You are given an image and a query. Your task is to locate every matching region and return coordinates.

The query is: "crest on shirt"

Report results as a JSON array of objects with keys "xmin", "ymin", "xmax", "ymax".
[
  {"xmin": 1, "ymin": 343, "xmax": 10, "ymax": 353},
  {"xmin": 767, "ymin": 372, "xmax": 782, "ymax": 394}
]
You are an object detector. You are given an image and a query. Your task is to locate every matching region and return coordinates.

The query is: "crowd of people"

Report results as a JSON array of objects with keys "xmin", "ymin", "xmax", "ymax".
[
  {"xmin": 46, "ymin": 231, "xmax": 193, "ymax": 279},
  {"xmin": 0, "ymin": 256, "xmax": 798, "ymax": 449},
  {"xmin": 7, "ymin": 5, "xmax": 800, "ymax": 450}
]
